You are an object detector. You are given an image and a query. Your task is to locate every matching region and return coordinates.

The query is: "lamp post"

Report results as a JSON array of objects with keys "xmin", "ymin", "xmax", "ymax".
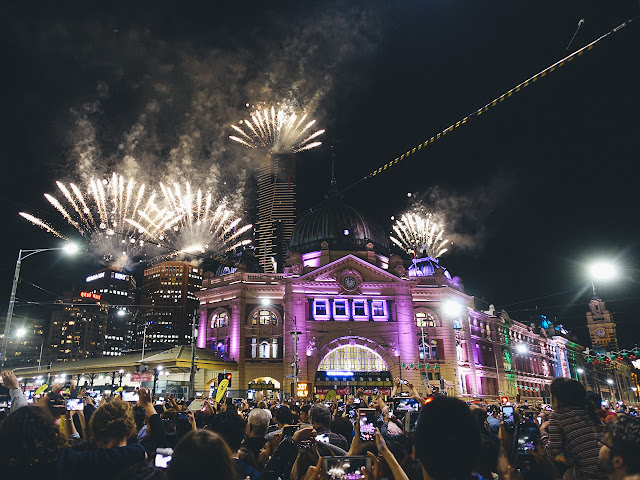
[
  {"xmin": 261, "ymin": 298, "xmax": 299, "ymax": 399},
  {"xmin": 2, "ymin": 243, "xmax": 78, "ymax": 368}
]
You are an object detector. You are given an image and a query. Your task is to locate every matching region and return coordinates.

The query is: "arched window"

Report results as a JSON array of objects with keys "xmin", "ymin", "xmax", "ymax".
[
  {"xmin": 210, "ymin": 311, "xmax": 229, "ymax": 328},
  {"xmin": 318, "ymin": 345, "xmax": 387, "ymax": 372},
  {"xmin": 251, "ymin": 309, "xmax": 278, "ymax": 326},
  {"xmin": 416, "ymin": 311, "xmax": 437, "ymax": 328}
]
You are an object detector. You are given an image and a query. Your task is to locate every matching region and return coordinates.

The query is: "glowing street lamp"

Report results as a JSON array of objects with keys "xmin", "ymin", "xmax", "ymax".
[
  {"xmin": 588, "ymin": 260, "xmax": 618, "ymax": 296},
  {"xmin": 516, "ymin": 344, "xmax": 529, "ymax": 354},
  {"xmin": 607, "ymin": 378, "xmax": 614, "ymax": 385},
  {"xmin": 577, "ymin": 368, "xmax": 584, "ymax": 374},
  {"xmin": 443, "ymin": 301, "xmax": 463, "ymax": 317}
]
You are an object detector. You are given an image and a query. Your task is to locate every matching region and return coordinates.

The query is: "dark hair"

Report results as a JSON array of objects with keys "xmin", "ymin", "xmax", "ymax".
[
  {"xmin": 331, "ymin": 416, "xmax": 354, "ymax": 446},
  {"xmin": 168, "ymin": 430, "xmax": 237, "ymax": 480},
  {"xmin": 207, "ymin": 410, "xmax": 246, "ymax": 451},
  {"xmin": 309, "ymin": 405, "xmax": 331, "ymax": 428},
  {"xmin": 0, "ymin": 406, "xmax": 66, "ymax": 473},
  {"xmin": 275, "ymin": 405, "xmax": 294, "ymax": 425},
  {"xmin": 300, "ymin": 404, "xmax": 311, "ymax": 415},
  {"xmin": 89, "ymin": 398, "xmax": 137, "ymax": 446},
  {"xmin": 604, "ymin": 414, "xmax": 640, "ymax": 474},
  {"xmin": 132, "ymin": 405, "xmax": 146, "ymax": 432},
  {"xmin": 586, "ymin": 391, "xmax": 603, "ymax": 412},
  {"xmin": 550, "ymin": 378, "xmax": 586, "ymax": 408},
  {"xmin": 414, "ymin": 396, "xmax": 480, "ymax": 480}
]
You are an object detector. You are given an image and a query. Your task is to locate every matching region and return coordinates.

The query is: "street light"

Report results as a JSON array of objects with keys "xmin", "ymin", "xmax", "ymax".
[
  {"xmin": 443, "ymin": 301, "xmax": 463, "ymax": 317},
  {"xmin": 516, "ymin": 344, "xmax": 529, "ymax": 354},
  {"xmin": 588, "ymin": 260, "xmax": 617, "ymax": 296},
  {"xmin": 1, "ymin": 243, "xmax": 78, "ymax": 368},
  {"xmin": 607, "ymin": 378, "xmax": 615, "ymax": 385},
  {"xmin": 577, "ymin": 368, "xmax": 584, "ymax": 374}
]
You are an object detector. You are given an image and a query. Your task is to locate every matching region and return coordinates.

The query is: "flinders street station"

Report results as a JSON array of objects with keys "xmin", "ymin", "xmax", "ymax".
[{"xmin": 195, "ymin": 172, "xmax": 586, "ymax": 402}]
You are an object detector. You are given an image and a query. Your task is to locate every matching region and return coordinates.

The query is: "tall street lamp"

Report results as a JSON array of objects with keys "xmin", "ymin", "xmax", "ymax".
[
  {"xmin": 588, "ymin": 260, "xmax": 617, "ymax": 296},
  {"xmin": 2, "ymin": 243, "xmax": 78, "ymax": 368}
]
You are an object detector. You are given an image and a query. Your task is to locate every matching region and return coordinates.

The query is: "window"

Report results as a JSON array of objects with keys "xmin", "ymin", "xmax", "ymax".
[
  {"xmin": 372, "ymin": 301, "xmax": 385, "ymax": 316},
  {"xmin": 210, "ymin": 311, "xmax": 228, "ymax": 328},
  {"xmin": 251, "ymin": 309, "xmax": 278, "ymax": 326},
  {"xmin": 259, "ymin": 341, "xmax": 271, "ymax": 358},
  {"xmin": 318, "ymin": 345, "xmax": 387, "ymax": 372},
  {"xmin": 333, "ymin": 300, "xmax": 349, "ymax": 320},
  {"xmin": 353, "ymin": 300, "xmax": 366, "ymax": 316},
  {"xmin": 416, "ymin": 312, "xmax": 436, "ymax": 327},
  {"xmin": 272, "ymin": 338, "xmax": 278, "ymax": 358},
  {"xmin": 315, "ymin": 301, "xmax": 327, "ymax": 316},
  {"xmin": 418, "ymin": 340, "xmax": 438, "ymax": 360}
]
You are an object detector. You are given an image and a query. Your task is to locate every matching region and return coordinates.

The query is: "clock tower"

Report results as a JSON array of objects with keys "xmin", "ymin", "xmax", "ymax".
[{"xmin": 586, "ymin": 295, "xmax": 619, "ymax": 352}]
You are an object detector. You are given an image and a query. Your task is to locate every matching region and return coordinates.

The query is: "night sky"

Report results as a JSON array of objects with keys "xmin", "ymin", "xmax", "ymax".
[{"xmin": 1, "ymin": 1, "xmax": 639, "ymax": 349}]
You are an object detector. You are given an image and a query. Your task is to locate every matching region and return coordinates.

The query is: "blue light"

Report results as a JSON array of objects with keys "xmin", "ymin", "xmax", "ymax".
[{"xmin": 326, "ymin": 371, "xmax": 354, "ymax": 377}]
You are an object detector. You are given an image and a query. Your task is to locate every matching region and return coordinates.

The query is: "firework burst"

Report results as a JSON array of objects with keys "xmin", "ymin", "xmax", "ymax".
[
  {"xmin": 125, "ymin": 181, "xmax": 252, "ymax": 258},
  {"xmin": 20, "ymin": 173, "xmax": 154, "ymax": 266},
  {"xmin": 391, "ymin": 212, "xmax": 449, "ymax": 259},
  {"xmin": 229, "ymin": 105, "xmax": 324, "ymax": 153}
]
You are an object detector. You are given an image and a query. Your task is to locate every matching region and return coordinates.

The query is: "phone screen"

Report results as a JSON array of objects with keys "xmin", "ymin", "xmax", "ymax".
[
  {"xmin": 358, "ymin": 409, "xmax": 375, "ymax": 442},
  {"xmin": 393, "ymin": 397, "xmax": 420, "ymax": 412},
  {"xmin": 517, "ymin": 423, "xmax": 539, "ymax": 455},
  {"xmin": 399, "ymin": 379, "xmax": 408, "ymax": 385},
  {"xmin": 155, "ymin": 453, "xmax": 172, "ymax": 469},
  {"xmin": 315, "ymin": 433, "xmax": 330, "ymax": 444},
  {"xmin": 502, "ymin": 406, "xmax": 515, "ymax": 429},
  {"xmin": 122, "ymin": 392, "xmax": 139, "ymax": 402},
  {"xmin": 323, "ymin": 456, "xmax": 371, "ymax": 480},
  {"xmin": 405, "ymin": 411, "xmax": 420, "ymax": 432},
  {"xmin": 66, "ymin": 398, "xmax": 83, "ymax": 411}
]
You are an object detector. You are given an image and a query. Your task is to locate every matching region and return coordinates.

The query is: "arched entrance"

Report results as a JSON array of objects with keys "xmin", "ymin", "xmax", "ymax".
[{"xmin": 313, "ymin": 338, "xmax": 393, "ymax": 398}]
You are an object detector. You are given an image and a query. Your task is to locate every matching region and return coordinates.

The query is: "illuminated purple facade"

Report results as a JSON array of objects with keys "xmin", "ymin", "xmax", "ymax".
[{"xmin": 197, "ymin": 198, "xmax": 583, "ymax": 400}]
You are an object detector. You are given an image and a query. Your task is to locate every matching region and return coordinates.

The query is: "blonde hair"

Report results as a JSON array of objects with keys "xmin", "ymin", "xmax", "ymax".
[{"xmin": 89, "ymin": 397, "xmax": 137, "ymax": 445}]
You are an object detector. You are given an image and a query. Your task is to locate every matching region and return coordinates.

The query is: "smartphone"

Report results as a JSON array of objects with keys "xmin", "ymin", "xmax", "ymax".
[
  {"xmin": 405, "ymin": 410, "xmax": 421, "ymax": 432},
  {"xmin": 358, "ymin": 409, "xmax": 376, "ymax": 442},
  {"xmin": 323, "ymin": 456, "xmax": 371, "ymax": 480},
  {"xmin": 353, "ymin": 398, "xmax": 361, "ymax": 404},
  {"xmin": 66, "ymin": 398, "xmax": 83, "ymax": 411},
  {"xmin": 282, "ymin": 424, "xmax": 298, "ymax": 438},
  {"xmin": 393, "ymin": 397, "xmax": 420, "ymax": 412},
  {"xmin": 536, "ymin": 416, "xmax": 543, "ymax": 425},
  {"xmin": 516, "ymin": 422, "xmax": 539, "ymax": 460},
  {"xmin": 155, "ymin": 453, "xmax": 172, "ymax": 468},
  {"xmin": 122, "ymin": 391, "xmax": 139, "ymax": 402},
  {"xmin": 315, "ymin": 433, "xmax": 330, "ymax": 444},
  {"xmin": 189, "ymin": 399, "xmax": 205, "ymax": 411},
  {"xmin": 348, "ymin": 408, "xmax": 357, "ymax": 420},
  {"xmin": 399, "ymin": 379, "xmax": 408, "ymax": 385},
  {"xmin": 502, "ymin": 405, "xmax": 515, "ymax": 430}
]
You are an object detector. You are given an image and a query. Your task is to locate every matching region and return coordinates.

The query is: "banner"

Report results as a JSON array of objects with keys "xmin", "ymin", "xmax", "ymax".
[
  {"xmin": 130, "ymin": 373, "xmax": 153, "ymax": 382},
  {"xmin": 316, "ymin": 387, "xmax": 391, "ymax": 396}
]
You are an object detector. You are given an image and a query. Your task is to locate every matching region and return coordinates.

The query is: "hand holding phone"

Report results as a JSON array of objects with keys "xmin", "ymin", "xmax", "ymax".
[
  {"xmin": 323, "ymin": 456, "xmax": 371, "ymax": 480},
  {"xmin": 502, "ymin": 405, "xmax": 515, "ymax": 431},
  {"xmin": 358, "ymin": 409, "xmax": 376, "ymax": 442},
  {"xmin": 66, "ymin": 398, "xmax": 83, "ymax": 411}
]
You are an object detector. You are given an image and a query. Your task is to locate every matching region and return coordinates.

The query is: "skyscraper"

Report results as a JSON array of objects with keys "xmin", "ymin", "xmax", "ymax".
[
  {"xmin": 83, "ymin": 268, "xmax": 137, "ymax": 356},
  {"xmin": 255, "ymin": 153, "xmax": 296, "ymax": 273},
  {"xmin": 140, "ymin": 261, "xmax": 203, "ymax": 350}
]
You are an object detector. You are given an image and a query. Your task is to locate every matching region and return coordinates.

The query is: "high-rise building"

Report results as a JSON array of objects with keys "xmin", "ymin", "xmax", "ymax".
[
  {"xmin": 255, "ymin": 153, "xmax": 296, "ymax": 273},
  {"xmin": 48, "ymin": 296, "xmax": 107, "ymax": 362},
  {"xmin": 586, "ymin": 295, "xmax": 619, "ymax": 351},
  {"xmin": 0, "ymin": 316, "xmax": 45, "ymax": 368},
  {"xmin": 83, "ymin": 268, "xmax": 137, "ymax": 356},
  {"xmin": 140, "ymin": 261, "xmax": 203, "ymax": 350}
]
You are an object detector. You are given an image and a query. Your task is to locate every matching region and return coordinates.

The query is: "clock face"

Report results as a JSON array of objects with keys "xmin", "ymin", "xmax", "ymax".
[
  {"xmin": 596, "ymin": 328, "xmax": 606, "ymax": 338},
  {"xmin": 342, "ymin": 276, "xmax": 357, "ymax": 290}
]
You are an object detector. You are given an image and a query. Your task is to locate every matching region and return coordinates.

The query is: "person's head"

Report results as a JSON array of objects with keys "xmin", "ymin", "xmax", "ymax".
[
  {"xmin": 132, "ymin": 405, "xmax": 146, "ymax": 432},
  {"xmin": 168, "ymin": 429, "xmax": 237, "ymax": 480},
  {"xmin": 0, "ymin": 406, "xmax": 66, "ymax": 473},
  {"xmin": 89, "ymin": 398, "xmax": 137, "ymax": 448},
  {"xmin": 309, "ymin": 405, "xmax": 332, "ymax": 430},
  {"xmin": 300, "ymin": 404, "xmax": 311, "ymax": 422},
  {"xmin": 247, "ymin": 408, "xmax": 271, "ymax": 438},
  {"xmin": 414, "ymin": 396, "xmax": 480, "ymax": 480},
  {"xmin": 587, "ymin": 391, "xmax": 604, "ymax": 412},
  {"xmin": 208, "ymin": 410, "xmax": 246, "ymax": 452},
  {"xmin": 331, "ymin": 416, "xmax": 354, "ymax": 445},
  {"xmin": 598, "ymin": 414, "xmax": 640, "ymax": 479},
  {"xmin": 274, "ymin": 405, "xmax": 294, "ymax": 427},
  {"xmin": 550, "ymin": 377, "xmax": 586, "ymax": 410}
]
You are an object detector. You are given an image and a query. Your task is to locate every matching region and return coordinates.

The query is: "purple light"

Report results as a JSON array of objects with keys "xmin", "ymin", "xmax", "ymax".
[{"xmin": 343, "ymin": 229, "xmax": 349, "ymax": 235}]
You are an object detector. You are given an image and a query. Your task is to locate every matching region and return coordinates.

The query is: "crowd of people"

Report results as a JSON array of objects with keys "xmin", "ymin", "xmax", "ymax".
[{"xmin": 1, "ymin": 369, "xmax": 639, "ymax": 480}]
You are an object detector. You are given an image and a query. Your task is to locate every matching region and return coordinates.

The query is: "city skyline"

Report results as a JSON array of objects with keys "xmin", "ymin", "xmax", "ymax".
[{"xmin": 1, "ymin": 0, "xmax": 639, "ymax": 351}]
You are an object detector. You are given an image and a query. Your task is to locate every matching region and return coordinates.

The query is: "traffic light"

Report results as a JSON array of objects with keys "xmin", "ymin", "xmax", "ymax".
[
  {"xmin": 226, "ymin": 373, "xmax": 232, "ymax": 388},
  {"xmin": 501, "ymin": 396, "xmax": 509, "ymax": 404}
]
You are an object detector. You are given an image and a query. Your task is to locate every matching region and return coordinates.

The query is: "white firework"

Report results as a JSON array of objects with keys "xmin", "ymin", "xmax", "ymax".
[
  {"xmin": 230, "ymin": 105, "xmax": 324, "ymax": 153},
  {"xmin": 125, "ymin": 181, "xmax": 252, "ymax": 257},
  {"xmin": 391, "ymin": 212, "xmax": 449, "ymax": 259},
  {"xmin": 20, "ymin": 173, "xmax": 154, "ymax": 266}
]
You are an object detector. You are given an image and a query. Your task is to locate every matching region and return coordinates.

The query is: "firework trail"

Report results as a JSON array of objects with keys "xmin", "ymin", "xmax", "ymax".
[
  {"xmin": 229, "ymin": 105, "xmax": 325, "ymax": 153},
  {"xmin": 126, "ymin": 181, "xmax": 252, "ymax": 257},
  {"xmin": 20, "ymin": 173, "xmax": 154, "ymax": 266},
  {"xmin": 390, "ymin": 212, "xmax": 449, "ymax": 259}
]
